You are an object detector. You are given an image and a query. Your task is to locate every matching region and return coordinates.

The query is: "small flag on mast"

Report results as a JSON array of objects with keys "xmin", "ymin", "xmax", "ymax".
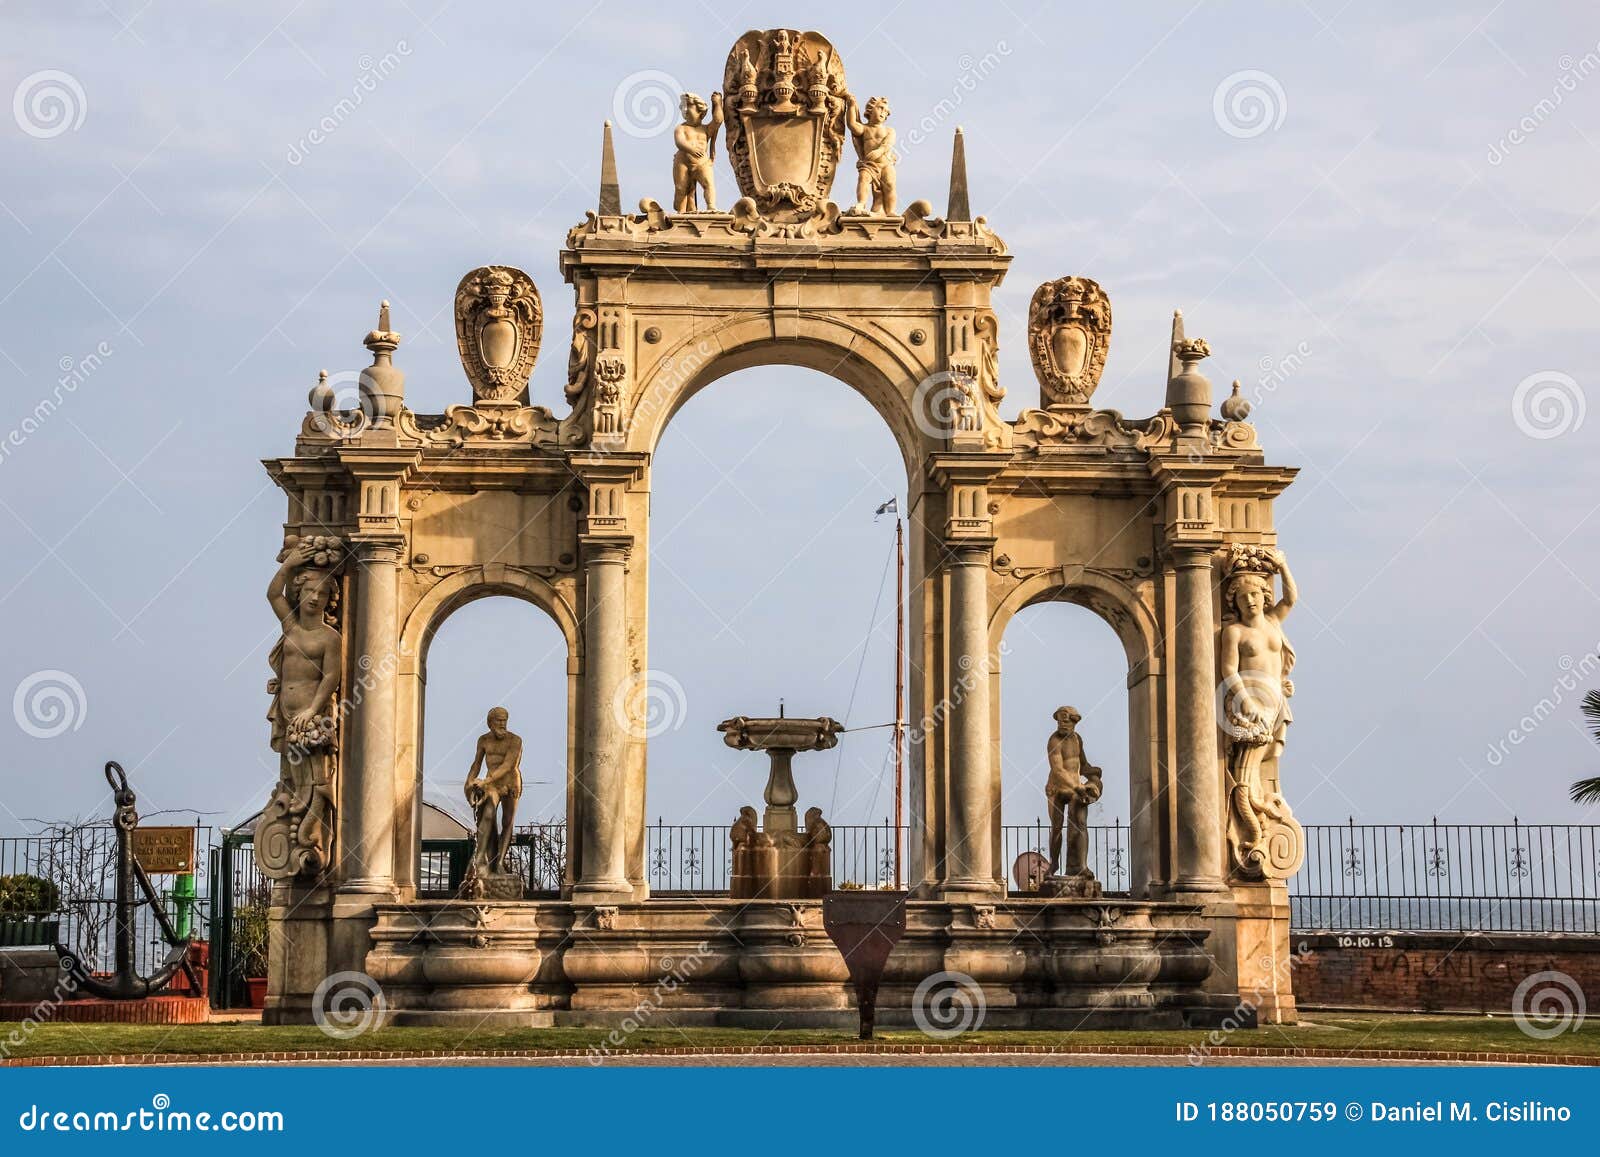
[{"xmin": 874, "ymin": 497, "xmax": 898, "ymax": 520}]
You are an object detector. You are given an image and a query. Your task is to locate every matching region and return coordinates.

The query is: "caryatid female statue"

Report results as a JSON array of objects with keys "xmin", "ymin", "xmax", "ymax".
[
  {"xmin": 258, "ymin": 535, "xmax": 345, "ymax": 880},
  {"xmin": 1217, "ymin": 544, "xmax": 1306, "ymax": 880}
]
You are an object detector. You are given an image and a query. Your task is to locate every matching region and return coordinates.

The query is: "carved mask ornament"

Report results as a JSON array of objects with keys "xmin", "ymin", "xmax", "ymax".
[
  {"xmin": 1028, "ymin": 275, "xmax": 1112, "ymax": 407},
  {"xmin": 454, "ymin": 265, "xmax": 543, "ymax": 405}
]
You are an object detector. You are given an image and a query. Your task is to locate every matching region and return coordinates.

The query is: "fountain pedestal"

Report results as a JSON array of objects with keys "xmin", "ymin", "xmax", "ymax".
[{"xmin": 719, "ymin": 715, "xmax": 842, "ymax": 900}]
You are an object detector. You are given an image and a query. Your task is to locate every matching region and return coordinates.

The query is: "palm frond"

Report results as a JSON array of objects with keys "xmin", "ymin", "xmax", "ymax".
[
  {"xmin": 1583, "ymin": 689, "xmax": 1600, "ymax": 745},
  {"xmin": 1571, "ymin": 777, "xmax": 1600, "ymax": 806}
]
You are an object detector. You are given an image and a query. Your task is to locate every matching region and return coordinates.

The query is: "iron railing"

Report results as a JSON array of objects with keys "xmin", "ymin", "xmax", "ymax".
[
  {"xmin": 1292, "ymin": 820, "xmax": 1600, "ymax": 933},
  {"xmin": 0, "ymin": 824, "xmax": 213, "ymax": 977},
  {"xmin": 13, "ymin": 816, "xmax": 1600, "ymax": 1011}
]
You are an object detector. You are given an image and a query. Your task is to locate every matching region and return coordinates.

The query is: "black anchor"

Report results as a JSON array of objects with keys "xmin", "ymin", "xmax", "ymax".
[{"xmin": 63, "ymin": 761, "xmax": 199, "ymax": 999}]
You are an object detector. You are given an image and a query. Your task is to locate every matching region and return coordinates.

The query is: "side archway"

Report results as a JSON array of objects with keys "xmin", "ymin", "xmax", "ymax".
[
  {"xmin": 393, "ymin": 565, "xmax": 583, "ymax": 895},
  {"xmin": 988, "ymin": 568, "xmax": 1168, "ymax": 897}
]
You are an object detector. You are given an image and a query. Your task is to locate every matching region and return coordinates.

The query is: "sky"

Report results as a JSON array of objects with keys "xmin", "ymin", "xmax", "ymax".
[{"xmin": 1, "ymin": 2, "xmax": 1599, "ymax": 847}]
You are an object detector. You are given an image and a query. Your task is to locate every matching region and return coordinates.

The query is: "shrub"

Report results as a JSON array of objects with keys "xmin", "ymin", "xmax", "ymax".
[
  {"xmin": 233, "ymin": 902, "xmax": 271, "ymax": 977},
  {"xmin": 0, "ymin": 874, "xmax": 61, "ymax": 919}
]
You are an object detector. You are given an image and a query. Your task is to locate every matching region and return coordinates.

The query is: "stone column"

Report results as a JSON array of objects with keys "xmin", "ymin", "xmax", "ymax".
[
  {"xmin": 1171, "ymin": 545, "xmax": 1227, "ymax": 893},
  {"xmin": 944, "ymin": 542, "xmax": 1000, "ymax": 897},
  {"xmin": 574, "ymin": 539, "xmax": 632, "ymax": 902},
  {"xmin": 342, "ymin": 537, "xmax": 402, "ymax": 893}
]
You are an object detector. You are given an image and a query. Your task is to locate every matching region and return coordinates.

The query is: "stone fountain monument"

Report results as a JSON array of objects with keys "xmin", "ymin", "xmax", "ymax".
[
  {"xmin": 720, "ymin": 712, "xmax": 839, "ymax": 899},
  {"xmin": 252, "ymin": 24, "xmax": 1310, "ymax": 1030}
]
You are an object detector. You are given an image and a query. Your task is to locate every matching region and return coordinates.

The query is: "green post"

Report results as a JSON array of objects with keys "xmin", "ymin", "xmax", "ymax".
[{"xmin": 171, "ymin": 871, "xmax": 196, "ymax": 940}]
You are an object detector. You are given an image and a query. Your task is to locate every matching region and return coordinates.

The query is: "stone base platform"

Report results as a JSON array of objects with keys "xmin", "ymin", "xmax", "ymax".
[{"xmin": 267, "ymin": 896, "xmax": 1234, "ymax": 1030}]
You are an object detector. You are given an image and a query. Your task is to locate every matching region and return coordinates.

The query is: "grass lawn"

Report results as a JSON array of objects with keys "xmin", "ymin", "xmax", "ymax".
[{"xmin": 1, "ymin": 1013, "xmax": 1596, "ymax": 1061}]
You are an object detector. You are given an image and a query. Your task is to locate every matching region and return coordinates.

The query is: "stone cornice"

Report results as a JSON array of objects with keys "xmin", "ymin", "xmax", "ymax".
[{"xmin": 561, "ymin": 205, "xmax": 1010, "ymax": 287}]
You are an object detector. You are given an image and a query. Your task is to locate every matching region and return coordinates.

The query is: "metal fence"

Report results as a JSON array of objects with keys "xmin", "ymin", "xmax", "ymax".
[
  {"xmin": 1292, "ymin": 821, "xmax": 1600, "ymax": 933},
  {"xmin": 0, "ymin": 823, "xmax": 212, "ymax": 977},
  {"xmin": 208, "ymin": 834, "xmax": 268, "ymax": 1008},
  {"xmin": 12, "ymin": 817, "xmax": 1600, "ymax": 1010},
  {"xmin": 417, "ymin": 823, "xmax": 567, "ymax": 898}
]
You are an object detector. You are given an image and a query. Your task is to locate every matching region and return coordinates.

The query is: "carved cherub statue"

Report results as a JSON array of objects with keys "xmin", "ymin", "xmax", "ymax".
[
  {"xmin": 1045, "ymin": 706, "xmax": 1102, "ymax": 878},
  {"xmin": 673, "ymin": 92, "xmax": 725, "ymax": 212},
  {"xmin": 845, "ymin": 95, "xmax": 897, "ymax": 215},
  {"xmin": 1218, "ymin": 546, "xmax": 1298, "ymax": 876},
  {"xmin": 464, "ymin": 707, "xmax": 524, "ymax": 880}
]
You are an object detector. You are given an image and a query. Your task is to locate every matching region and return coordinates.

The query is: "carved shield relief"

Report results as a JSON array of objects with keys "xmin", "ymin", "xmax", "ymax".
[
  {"xmin": 1028, "ymin": 276, "xmax": 1112, "ymax": 407},
  {"xmin": 454, "ymin": 265, "xmax": 543, "ymax": 405},
  {"xmin": 722, "ymin": 29, "xmax": 848, "ymax": 223}
]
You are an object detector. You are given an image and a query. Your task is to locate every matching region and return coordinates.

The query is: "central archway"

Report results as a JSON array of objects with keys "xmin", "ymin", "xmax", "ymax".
[
  {"xmin": 629, "ymin": 315, "xmax": 937, "ymax": 480},
  {"xmin": 641, "ymin": 358, "xmax": 914, "ymax": 892}
]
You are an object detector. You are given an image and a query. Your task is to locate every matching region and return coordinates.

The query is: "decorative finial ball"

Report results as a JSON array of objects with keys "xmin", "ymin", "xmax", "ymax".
[
  {"xmin": 1220, "ymin": 379, "xmax": 1252, "ymax": 422},
  {"xmin": 308, "ymin": 369, "xmax": 335, "ymax": 411}
]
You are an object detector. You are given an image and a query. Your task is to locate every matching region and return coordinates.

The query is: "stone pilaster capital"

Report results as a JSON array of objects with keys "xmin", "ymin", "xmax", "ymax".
[
  {"xmin": 579, "ymin": 535, "xmax": 632, "ymax": 566},
  {"xmin": 1169, "ymin": 537, "xmax": 1223, "ymax": 560},
  {"xmin": 335, "ymin": 447, "xmax": 423, "ymax": 481},
  {"xmin": 945, "ymin": 538, "xmax": 996, "ymax": 567},
  {"xmin": 927, "ymin": 450, "xmax": 1010, "ymax": 490},
  {"xmin": 567, "ymin": 450, "xmax": 648, "ymax": 486},
  {"xmin": 348, "ymin": 535, "xmax": 406, "ymax": 566}
]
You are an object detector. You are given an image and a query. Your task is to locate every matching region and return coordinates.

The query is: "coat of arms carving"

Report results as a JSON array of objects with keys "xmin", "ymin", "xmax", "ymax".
[
  {"xmin": 722, "ymin": 29, "xmax": 850, "ymax": 224},
  {"xmin": 1028, "ymin": 276, "xmax": 1112, "ymax": 407},
  {"xmin": 454, "ymin": 265, "xmax": 544, "ymax": 405}
]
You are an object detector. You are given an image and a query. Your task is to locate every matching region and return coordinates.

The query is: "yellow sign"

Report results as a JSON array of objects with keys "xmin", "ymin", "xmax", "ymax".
[{"xmin": 132, "ymin": 826, "xmax": 195, "ymax": 874}]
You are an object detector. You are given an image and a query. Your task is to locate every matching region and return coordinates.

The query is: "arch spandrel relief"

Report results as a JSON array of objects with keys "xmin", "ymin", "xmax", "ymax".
[{"xmin": 256, "ymin": 25, "xmax": 1308, "ymax": 1030}]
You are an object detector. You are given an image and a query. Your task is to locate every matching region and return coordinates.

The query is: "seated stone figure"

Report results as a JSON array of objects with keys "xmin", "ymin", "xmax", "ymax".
[{"xmin": 802, "ymin": 806, "xmax": 832, "ymax": 897}]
